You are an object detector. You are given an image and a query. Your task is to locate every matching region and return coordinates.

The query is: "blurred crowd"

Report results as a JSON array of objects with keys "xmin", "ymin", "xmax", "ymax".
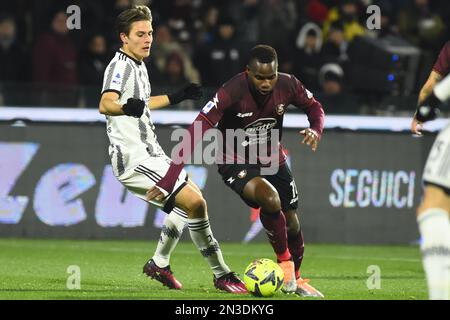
[{"xmin": 0, "ymin": 0, "xmax": 449, "ymax": 114}]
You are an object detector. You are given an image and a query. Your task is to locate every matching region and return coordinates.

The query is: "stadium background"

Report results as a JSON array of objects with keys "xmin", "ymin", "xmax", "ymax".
[{"xmin": 1, "ymin": 0, "xmax": 449, "ymax": 245}]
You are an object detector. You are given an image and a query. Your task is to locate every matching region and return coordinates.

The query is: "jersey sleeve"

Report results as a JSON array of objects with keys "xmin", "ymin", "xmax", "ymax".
[
  {"xmin": 432, "ymin": 41, "xmax": 450, "ymax": 77},
  {"xmin": 101, "ymin": 59, "xmax": 133, "ymax": 97},
  {"xmin": 154, "ymin": 87, "xmax": 233, "ymax": 194},
  {"xmin": 434, "ymin": 73, "xmax": 450, "ymax": 102},
  {"xmin": 198, "ymin": 87, "xmax": 232, "ymax": 126},
  {"xmin": 290, "ymin": 75, "xmax": 325, "ymax": 137}
]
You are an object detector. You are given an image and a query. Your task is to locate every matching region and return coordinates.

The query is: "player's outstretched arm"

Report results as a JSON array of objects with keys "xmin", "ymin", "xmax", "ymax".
[
  {"xmin": 148, "ymin": 83, "xmax": 203, "ymax": 110},
  {"xmin": 411, "ymin": 92, "xmax": 441, "ymax": 135},
  {"xmin": 412, "ymin": 73, "xmax": 450, "ymax": 135},
  {"xmin": 418, "ymin": 70, "xmax": 442, "ymax": 105},
  {"xmin": 147, "ymin": 114, "xmax": 213, "ymax": 200},
  {"xmin": 299, "ymin": 128, "xmax": 320, "ymax": 152}
]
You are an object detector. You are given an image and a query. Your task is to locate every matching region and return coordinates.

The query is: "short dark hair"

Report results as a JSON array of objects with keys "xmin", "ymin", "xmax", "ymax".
[
  {"xmin": 249, "ymin": 45, "xmax": 278, "ymax": 65},
  {"xmin": 116, "ymin": 5, "xmax": 152, "ymax": 37}
]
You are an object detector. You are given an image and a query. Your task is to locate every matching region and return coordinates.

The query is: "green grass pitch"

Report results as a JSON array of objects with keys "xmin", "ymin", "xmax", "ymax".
[{"xmin": 0, "ymin": 238, "xmax": 427, "ymax": 300}]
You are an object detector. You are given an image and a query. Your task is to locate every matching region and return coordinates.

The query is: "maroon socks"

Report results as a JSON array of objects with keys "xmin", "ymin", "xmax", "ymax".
[{"xmin": 259, "ymin": 210, "xmax": 291, "ymax": 262}]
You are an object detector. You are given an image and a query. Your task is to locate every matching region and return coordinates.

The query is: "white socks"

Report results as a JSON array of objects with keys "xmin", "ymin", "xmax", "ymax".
[
  {"xmin": 188, "ymin": 217, "xmax": 230, "ymax": 278},
  {"xmin": 152, "ymin": 208, "xmax": 187, "ymax": 268},
  {"xmin": 417, "ymin": 208, "xmax": 450, "ymax": 300}
]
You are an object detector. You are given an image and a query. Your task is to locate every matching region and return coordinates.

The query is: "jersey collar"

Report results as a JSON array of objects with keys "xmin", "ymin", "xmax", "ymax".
[{"xmin": 118, "ymin": 49, "xmax": 142, "ymax": 65}]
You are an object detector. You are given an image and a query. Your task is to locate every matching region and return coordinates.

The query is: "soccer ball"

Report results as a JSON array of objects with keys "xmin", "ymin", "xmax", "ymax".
[{"xmin": 243, "ymin": 258, "xmax": 284, "ymax": 297}]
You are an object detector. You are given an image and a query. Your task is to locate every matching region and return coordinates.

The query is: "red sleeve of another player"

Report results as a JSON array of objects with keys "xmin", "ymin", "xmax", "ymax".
[
  {"xmin": 156, "ymin": 114, "xmax": 213, "ymax": 194},
  {"xmin": 291, "ymin": 76, "xmax": 325, "ymax": 138},
  {"xmin": 433, "ymin": 41, "xmax": 450, "ymax": 77},
  {"xmin": 155, "ymin": 88, "xmax": 231, "ymax": 194}
]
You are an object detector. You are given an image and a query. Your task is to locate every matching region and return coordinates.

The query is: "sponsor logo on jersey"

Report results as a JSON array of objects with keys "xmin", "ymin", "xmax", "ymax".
[
  {"xmin": 237, "ymin": 112, "xmax": 253, "ymax": 118},
  {"xmin": 201, "ymin": 94, "xmax": 219, "ymax": 114},
  {"xmin": 275, "ymin": 104, "xmax": 285, "ymax": 115},
  {"xmin": 243, "ymin": 118, "xmax": 277, "ymax": 135},
  {"xmin": 227, "ymin": 177, "xmax": 235, "ymax": 184}
]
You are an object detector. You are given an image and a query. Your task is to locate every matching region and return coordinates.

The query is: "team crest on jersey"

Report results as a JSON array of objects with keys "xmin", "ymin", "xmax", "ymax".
[
  {"xmin": 276, "ymin": 104, "xmax": 285, "ymax": 115},
  {"xmin": 238, "ymin": 170, "xmax": 247, "ymax": 179}
]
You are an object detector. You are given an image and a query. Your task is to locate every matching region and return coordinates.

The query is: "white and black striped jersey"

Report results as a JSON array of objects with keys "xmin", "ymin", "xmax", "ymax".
[{"xmin": 101, "ymin": 49, "xmax": 166, "ymax": 177}]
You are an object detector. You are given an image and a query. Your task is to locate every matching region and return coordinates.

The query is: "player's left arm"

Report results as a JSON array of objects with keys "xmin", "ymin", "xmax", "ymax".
[
  {"xmin": 148, "ymin": 83, "xmax": 203, "ymax": 110},
  {"xmin": 412, "ymin": 73, "xmax": 450, "ymax": 135},
  {"xmin": 291, "ymin": 76, "xmax": 325, "ymax": 152}
]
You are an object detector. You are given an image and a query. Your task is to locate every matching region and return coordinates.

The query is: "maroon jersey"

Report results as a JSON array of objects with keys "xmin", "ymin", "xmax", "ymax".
[
  {"xmin": 199, "ymin": 72, "xmax": 325, "ymax": 165},
  {"xmin": 156, "ymin": 72, "xmax": 325, "ymax": 194},
  {"xmin": 433, "ymin": 41, "xmax": 450, "ymax": 77}
]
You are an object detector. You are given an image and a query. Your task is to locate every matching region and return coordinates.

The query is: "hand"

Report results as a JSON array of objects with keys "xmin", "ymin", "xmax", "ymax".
[
  {"xmin": 146, "ymin": 186, "xmax": 169, "ymax": 202},
  {"xmin": 299, "ymin": 128, "xmax": 319, "ymax": 152},
  {"xmin": 168, "ymin": 83, "xmax": 203, "ymax": 105},
  {"xmin": 122, "ymin": 98, "xmax": 145, "ymax": 118},
  {"xmin": 411, "ymin": 92, "xmax": 441, "ymax": 135},
  {"xmin": 411, "ymin": 115, "xmax": 424, "ymax": 136}
]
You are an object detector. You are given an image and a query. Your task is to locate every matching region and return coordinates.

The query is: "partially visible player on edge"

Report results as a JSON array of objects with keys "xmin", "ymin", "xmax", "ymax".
[
  {"xmin": 412, "ymin": 71, "xmax": 450, "ymax": 300},
  {"xmin": 412, "ymin": 40, "xmax": 450, "ymax": 134},
  {"xmin": 99, "ymin": 5, "xmax": 246, "ymax": 294},
  {"xmin": 147, "ymin": 45, "xmax": 325, "ymax": 297}
]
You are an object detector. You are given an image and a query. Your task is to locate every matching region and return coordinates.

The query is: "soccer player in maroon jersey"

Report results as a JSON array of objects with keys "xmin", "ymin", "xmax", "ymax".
[
  {"xmin": 147, "ymin": 45, "xmax": 325, "ymax": 297},
  {"xmin": 411, "ymin": 40, "xmax": 450, "ymax": 300}
]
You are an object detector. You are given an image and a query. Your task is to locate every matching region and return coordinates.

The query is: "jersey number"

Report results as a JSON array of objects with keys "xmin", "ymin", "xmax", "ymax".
[{"xmin": 290, "ymin": 181, "xmax": 298, "ymax": 201}]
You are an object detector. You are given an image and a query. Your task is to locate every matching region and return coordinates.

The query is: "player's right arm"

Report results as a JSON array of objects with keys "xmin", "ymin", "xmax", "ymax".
[
  {"xmin": 412, "ymin": 71, "xmax": 442, "ymax": 134},
  {"xmin": 146, "ymin": 88, "xmax": 231, "ymax": 200},
  {"xmin": 99, "ymin": 92, "xmax": 146, "ymax": 118},
  {"xmin": 412, "ymin": 73, "xmax": 450, "ymax": 135},
  {"xmin": 99, "ymin": 92, "xmax": 124, "ymax": 116},
  {"xmin": 100, "ymin": 59, "xmax": 146, "ymax": 118},
  {"xmin": 418, "ymin": 70, "xmax": 442, "ymax": 105},
  {"xmin": 413, "ymin": 41, "xmax": 450, "ymax": 133}
]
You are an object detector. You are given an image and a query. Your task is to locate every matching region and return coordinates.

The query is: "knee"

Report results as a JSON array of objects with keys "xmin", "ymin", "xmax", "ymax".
[
  {"xmin": 185, "ymin": 196, "xmax": 207, "ymax": 218},
  {"xmin": 260, "ymin": 193, "xmax": 281, "ymax": 213},
  {"xmin": 257, "ymin": 190, "xmax": 281, "ymax": 213}
]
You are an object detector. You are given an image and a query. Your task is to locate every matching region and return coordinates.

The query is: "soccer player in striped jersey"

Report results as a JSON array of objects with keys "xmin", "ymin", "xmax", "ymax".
[
  {"xmin": 99, "ymin": 5, "xmax": 246, "ymax": 294},
  {"xmin": 412, "ymin": 72, "xmax": 450, "ymax": 300}
]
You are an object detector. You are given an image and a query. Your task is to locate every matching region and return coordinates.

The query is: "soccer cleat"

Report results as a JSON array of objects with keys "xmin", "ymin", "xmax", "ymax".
[
  {"xmin": 295, "ymin": 278, "xmax": 324, "ymax": 298},
  {"xmin": 143, "ymin": 259, "xmax": 182, "ymax": 290},
  {"xmin": 214, "ymin": 272, "xmax": 248, "ymax": 294},
  {"xmin": 278, "ymin": 260, "xmax": 297, "ymax": 293}
]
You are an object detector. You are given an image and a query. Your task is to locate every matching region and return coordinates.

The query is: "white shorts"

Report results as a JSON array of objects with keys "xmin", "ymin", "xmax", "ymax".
[
  {"xmin": 423, "ymin": 122, "xmax": 450, "ymax": 192},
  {"xmin": 117, "ymin": 156, "xmax": 188, "ymax": 213}
]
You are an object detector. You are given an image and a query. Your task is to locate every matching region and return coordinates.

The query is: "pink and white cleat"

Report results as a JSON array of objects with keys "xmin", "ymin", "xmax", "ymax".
[
  {"xmin": 143, "ymin": 259, "xmax": 183, "ymax": 290},
  {"xmin": 213, "ymin": 272, "xmax": 248, "ymax": 294}
]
